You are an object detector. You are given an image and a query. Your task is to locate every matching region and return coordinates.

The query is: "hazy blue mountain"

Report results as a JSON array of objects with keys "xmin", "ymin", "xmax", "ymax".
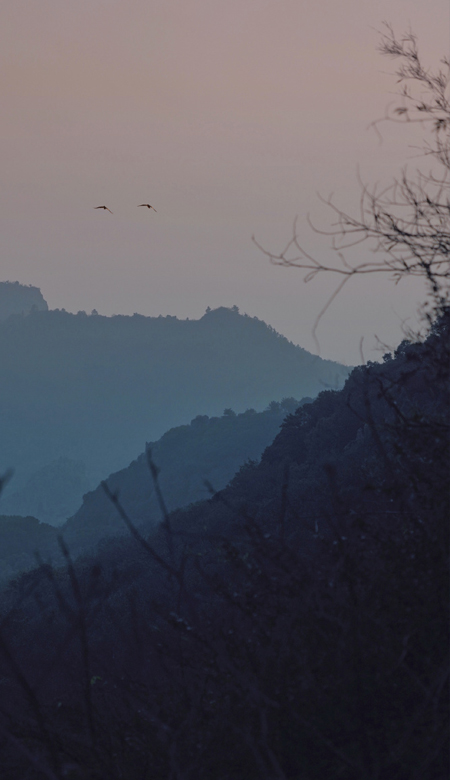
[
  {"xmin": 0, "ymin": 281, "xmax": 48, "ymax": 320},
  {"xmin": 62, "ymin": 397, "xmax": 309, "ymax": 553},
  {"xmin": 0, "ymin": 457, "xmax": 91, "ymax": 527},
  {"xmin": 0, "ymin": 397, "xmax": 309, "ymax": 577},
  {"xmin": 0, "ymin": 515, "xmax": 59, "ymax": 583},
  {"xmin": 0, "ymin": 300, "xmax": 350, "ymax": 518}
]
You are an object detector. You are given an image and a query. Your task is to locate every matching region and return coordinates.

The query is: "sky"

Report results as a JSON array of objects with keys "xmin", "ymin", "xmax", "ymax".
[{"xmin": 0, "ymin": 0, "xmax": 448, "ymax": 364}]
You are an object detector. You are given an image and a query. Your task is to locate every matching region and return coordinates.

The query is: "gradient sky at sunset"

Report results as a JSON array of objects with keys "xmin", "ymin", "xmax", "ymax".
[{"xmin": 1, "ymin": 0, "xmax": 447, "ymax": 363}]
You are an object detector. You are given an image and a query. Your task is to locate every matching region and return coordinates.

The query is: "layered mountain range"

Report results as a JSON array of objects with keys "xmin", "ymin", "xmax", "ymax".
[{"xmin": 0, "ymin": 285, "xmax": 350, "ymax": 522}]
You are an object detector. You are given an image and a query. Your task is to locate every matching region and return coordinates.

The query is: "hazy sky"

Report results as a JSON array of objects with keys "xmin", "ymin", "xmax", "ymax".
[{"xmin": 1, "ymin": 0, "xmax": 447, "ymax": 363}]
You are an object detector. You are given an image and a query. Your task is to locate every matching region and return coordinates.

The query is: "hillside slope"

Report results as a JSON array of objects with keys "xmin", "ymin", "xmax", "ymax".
[
  {"xmin": 62, "ymin": 397, "xmax": 306, "ymax": 552},
  {"xmin": 0, "ymin": 397, "xmax": 307, "ymax": 578},
  {"xmin": 0, "ymin": 311, "xmax": 447, "ymax": 778},
  {"xmin": 0, "ymin": 304, "xmax": 349, "ymax": 514}
]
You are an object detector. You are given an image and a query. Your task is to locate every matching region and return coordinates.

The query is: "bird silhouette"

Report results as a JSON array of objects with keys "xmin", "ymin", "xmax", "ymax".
[
  {"xmin": 94, "ymin": 206, "xmax": 113, "ymax": 213},
  {"xmin": 138, "ymin": 204, "xmax": 157, "ymax": 212}
]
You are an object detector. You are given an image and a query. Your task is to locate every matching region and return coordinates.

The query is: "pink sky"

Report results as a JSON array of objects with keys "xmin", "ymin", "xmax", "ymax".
[{"xmin": 0, "ymin": 0, "xmax": 447, "ymax": 363}]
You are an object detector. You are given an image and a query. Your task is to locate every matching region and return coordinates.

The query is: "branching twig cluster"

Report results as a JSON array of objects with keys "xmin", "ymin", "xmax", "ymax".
[{"xmin": 254, "ymin": 25, "xmax": 450, "ymax": 342}]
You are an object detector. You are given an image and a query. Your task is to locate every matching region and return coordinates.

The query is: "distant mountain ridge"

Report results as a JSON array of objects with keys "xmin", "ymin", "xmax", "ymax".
[
  {"xmin": 62, "ymin": 397, "xmax": 309, "ymax": 552},
  {"xmin": 0, "ymin": 297, "xmax": 350, "ymax": 519},
  {"xmin": 0, "ymin": 281, "xmax": 48, "ymax": 320},
  {"xmin": 0, "ymin": 457, "xmax": 91, "ymax": 526},
  {"xmin": 0, "ymin": 397, "xmax": 308, "ymax": 579}
]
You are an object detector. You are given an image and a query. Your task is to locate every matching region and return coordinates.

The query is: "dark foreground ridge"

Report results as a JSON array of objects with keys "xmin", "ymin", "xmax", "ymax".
[{"xmin": 0, "ymin": 309, "xmax": 447, "ymax": 779}]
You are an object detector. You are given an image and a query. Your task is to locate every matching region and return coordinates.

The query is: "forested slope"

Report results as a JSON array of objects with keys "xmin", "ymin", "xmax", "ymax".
[{"xmin": 0, "ymin": 309, "xmax": 447, "ymax": 779}]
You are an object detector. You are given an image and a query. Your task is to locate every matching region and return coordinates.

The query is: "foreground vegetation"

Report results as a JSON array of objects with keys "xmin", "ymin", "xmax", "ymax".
[{"xmin": 0, "ymin": 308, "xmax": 447, "ymax": 779}]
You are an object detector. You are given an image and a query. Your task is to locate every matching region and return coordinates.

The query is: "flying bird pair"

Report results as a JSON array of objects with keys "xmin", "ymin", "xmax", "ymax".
[{"xmin": 94, "ymin": 204, "xmax": 157, "ymax": 214}]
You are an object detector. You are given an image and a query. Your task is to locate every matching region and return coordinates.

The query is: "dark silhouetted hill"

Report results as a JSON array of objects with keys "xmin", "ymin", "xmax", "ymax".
[{"xmin": 0, "ymin": 310, "xmax": 446, "ymax": 778}]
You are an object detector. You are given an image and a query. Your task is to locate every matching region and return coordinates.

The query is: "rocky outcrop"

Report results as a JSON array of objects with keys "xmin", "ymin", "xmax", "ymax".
[{"xmin": 0, "ymin": 282, "xmax": 48, "ymax": 320}]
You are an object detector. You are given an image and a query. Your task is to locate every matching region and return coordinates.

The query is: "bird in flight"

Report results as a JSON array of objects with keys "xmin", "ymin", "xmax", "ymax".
[
  {"xmin": 138, "ymin": 204, "xmax": 157, "ymax": 212},
  {"xmin": 94, "ymin": 206, "xmax": 113, "ymax": 213}
]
